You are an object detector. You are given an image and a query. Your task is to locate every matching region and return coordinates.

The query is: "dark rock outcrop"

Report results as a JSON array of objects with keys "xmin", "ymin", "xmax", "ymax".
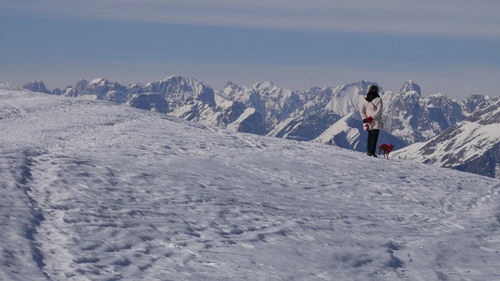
[{"xmin": 23, "ymin": 81, "xmax": 50, "ymax": 94}]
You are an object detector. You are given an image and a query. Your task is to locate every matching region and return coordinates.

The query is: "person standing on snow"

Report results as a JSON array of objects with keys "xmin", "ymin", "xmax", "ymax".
[{"xmin": 360, "ymin": 85, "xmax": 383, "ymax": 157}]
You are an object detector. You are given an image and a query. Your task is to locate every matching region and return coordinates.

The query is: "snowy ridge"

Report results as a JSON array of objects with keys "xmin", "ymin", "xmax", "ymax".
[
  {"xmin": 1, "ymin": 82, "xmax": 19, "ymax": 91},
  {"xmin": 1, "ymin": 87, "xmax": 499, "ymax": 280},
  {"xmin": 314, "ymin": 112, "xmax": 361, "ymax": 147},
  {"xmin": 394, "ymin": 101, "xmax": 500, "ymax": 178}
]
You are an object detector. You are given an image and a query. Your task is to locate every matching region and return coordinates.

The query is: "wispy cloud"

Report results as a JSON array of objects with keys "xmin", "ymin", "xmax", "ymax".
[{"xmin": 3, "ymin": 0, "xmax": 500, "ymax": 38}]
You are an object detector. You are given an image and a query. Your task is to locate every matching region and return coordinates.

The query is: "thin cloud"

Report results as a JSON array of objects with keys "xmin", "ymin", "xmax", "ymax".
[{"xmin": 2, "ymin": 0, "xmax": 500, "ymax": 38}]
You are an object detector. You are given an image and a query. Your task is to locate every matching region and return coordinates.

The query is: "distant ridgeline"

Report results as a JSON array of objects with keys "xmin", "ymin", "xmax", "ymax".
[{"xmin": 23, "ymin": 77, "xmax": 499, "ymax": 177}]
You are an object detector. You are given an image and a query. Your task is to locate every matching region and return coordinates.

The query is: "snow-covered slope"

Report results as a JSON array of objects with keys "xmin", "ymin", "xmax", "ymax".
[
  {"xmin": 2, "ymin": 85, "xmax": 499, "ymax": 280},
  {"xmin": 314, "ymin": 112, "xmax": 407, "ymax": 152},
  {"xmin": 268, "ymin": 111, "xmax": 340, "ymax": 141},
  {"xmin": 394, "ymin": 101, "xmax": 500, "ymax": 178},
  {"xmin": 315, "ymin": 112, "xmax": 363, "ymax": 148}
]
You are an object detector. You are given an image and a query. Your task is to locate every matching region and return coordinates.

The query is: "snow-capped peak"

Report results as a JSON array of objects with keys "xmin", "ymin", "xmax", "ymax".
[
  {"xmin": 426, "ymin": 92, "xmax": 446, "ymax": 98},
  {"xmin": 332, "ymin": 80, "xmax": 374, "ymax": 98},
  {"xmin": 325, "ymin": 80, "xmax": 376, "ymax": 116},
  {"xmin": 400, "ymin": 80, "xmax": 422, "ymax": 96},
  {"xmin": 253, "ymin": 81, "xmax": 275, "ymax": 90},
  {"xmin": 162, "ymin": 75, "xmax": 183, "ymax": 81},
  {"xmin": 158, "ymin": 75, "xmax": 202, "ymax": 85},
  {"xmin": 89, "ymin": 78, "xmax": 109, "ymax": 85}
]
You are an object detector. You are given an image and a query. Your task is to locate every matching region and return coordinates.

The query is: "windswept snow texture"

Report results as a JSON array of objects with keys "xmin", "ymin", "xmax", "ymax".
[{"xmin": 1, "ymin": 86, "xmax": 499, "ymax": 281}]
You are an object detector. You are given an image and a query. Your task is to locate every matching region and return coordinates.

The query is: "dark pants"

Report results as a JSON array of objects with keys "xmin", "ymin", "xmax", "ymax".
[{"xmin": 367, "ymin": 129, "xmax": 380, "ymax": 155}]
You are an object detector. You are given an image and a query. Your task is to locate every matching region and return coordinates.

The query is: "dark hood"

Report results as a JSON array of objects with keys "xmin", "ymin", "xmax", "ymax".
[{"xmin": 365, "ymin": 92, "xmax": 380, "ymax": 102}]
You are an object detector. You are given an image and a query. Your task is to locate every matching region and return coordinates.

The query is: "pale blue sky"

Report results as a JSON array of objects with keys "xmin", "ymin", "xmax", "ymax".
[{"xmin": 1, "ymin": 0, "xmax": 499, "ymax": 98}]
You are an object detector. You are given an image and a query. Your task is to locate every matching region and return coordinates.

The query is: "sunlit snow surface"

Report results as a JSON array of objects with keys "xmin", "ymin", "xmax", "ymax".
[{"xmin": 1, "ymin": 86, "xmax": 499, "ymax": 281}]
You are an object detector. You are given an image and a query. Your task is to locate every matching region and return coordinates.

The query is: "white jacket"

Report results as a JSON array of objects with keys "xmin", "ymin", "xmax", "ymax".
[{"xmin": 360, "ymin": 97, "xmax": 383, "ymax": 130}]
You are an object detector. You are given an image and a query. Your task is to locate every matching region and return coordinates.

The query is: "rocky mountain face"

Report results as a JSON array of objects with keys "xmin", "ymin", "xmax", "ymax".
[
  {"xmin": 22, "ymin": 81, "xmax": 51, "ymax": 94},
  {"xmin": 380, "ymin": 81, "xmax": 498, "ymax": 144},
  {"xmin": 223, "ymin": 80, "xmax": 375, "ymax": 142},
  {"xmin": 23, "ymin": 77, "xmax": 498, "ymax": 155},
  {"xmin": 383, "ymin": 81, "xmax": 465, "ymax": 144},
  {"xmin": 220, "ymin": 81, "xmax": 303, "ymax": 132},
  {"xmin": 460, "ymin": 94, "xmax": 498, "ymax": 115},
  {"xmin": 393, "ymin": 101, "xmax": 500, "ymax": 178}
]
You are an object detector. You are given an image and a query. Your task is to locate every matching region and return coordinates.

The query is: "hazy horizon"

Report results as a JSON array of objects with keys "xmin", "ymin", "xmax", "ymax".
[
  {"xmin": 8, "ymin": 72, "xmax": 498, "ymax": 100},
  {"xmin": 1, "ymin": 0, "xmax": 499, "ymax": 99}
]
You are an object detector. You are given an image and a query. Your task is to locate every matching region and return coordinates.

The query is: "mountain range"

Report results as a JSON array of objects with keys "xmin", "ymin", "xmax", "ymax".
[{"xmin": 22, "ymin": 76, "xmax": 499, "ymax": 177}]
